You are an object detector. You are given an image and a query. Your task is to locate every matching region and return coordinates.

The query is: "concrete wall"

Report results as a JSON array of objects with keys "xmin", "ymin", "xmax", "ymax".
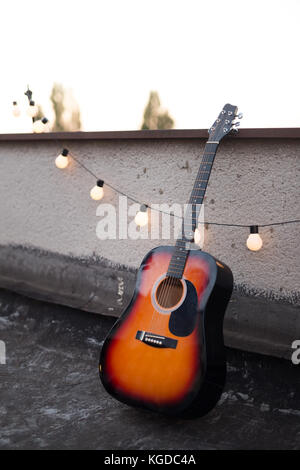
[{"xmin": 0, "ymin": 134, "xmax": 299, "ymax": 358}]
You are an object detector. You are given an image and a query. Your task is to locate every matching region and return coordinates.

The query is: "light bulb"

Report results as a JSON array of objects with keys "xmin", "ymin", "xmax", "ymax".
[
  {"xmin": 194, "ymin": 227, "xmax": 202, "ymax": 246},
  {"xmin": 135, "ymin": 205, "xmax": 148, "ymax": 227},
  {"xmin": 90, "ymin": 180, "xmax": 104, "ymax": 200},
  {"xmin": 246, "ymin": 226, "xmax": 263, "ymax": 251},
  {"xmin": 32, "ymin": 120, "xmax": 44, "ymax": 133},
  {"xmin": 55, "ymin": 149, "xmax": 69, "ymax": 169},
  {"xmin": 41, "ymin": 117, "xmax": 50, "ymax": 132},
  {"xmin": 12, "ymin": 101, "xmax": 20, "ymax": 117},
  {"xmin": 27, "ymin": 100, "xmax": 38, "ymax": 118},
  {"xmin": 33, "ymin": 117, "xmax": 49, "ymax": 133}
]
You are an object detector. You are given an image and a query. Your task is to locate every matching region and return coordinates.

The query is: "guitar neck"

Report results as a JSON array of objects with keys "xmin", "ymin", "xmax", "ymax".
[
  {"xmin": 188, "ymin": 140, "xmax": 219, "ymax": 214},
  {"xmin": 167, "ymin": 140, "xmax": 220, "ymax": 279}
]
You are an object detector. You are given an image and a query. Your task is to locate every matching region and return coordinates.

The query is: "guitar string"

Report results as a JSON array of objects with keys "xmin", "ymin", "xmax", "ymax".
[
  {"xmin": 152, "ymin": 150, "xmax": 217, "ymax": 328},
  {"xmin": 160, "ymin": 150, "xmax": 217, "ymax": 310},
  {"xmin": 155, "ymin": 158, "xmax": 213, "ymax": 322},
  {"xmin": 148, "ymin": 140, "xmax": 220, "ymax": 334},
  {"xmin": 154, "ymin": 143, "xmax": 220, "ymax": 329}
]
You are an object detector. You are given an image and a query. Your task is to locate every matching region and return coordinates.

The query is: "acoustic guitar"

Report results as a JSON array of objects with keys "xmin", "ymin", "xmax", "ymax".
[{"xmin": 99, "ymin": 104, "xmax": 239, "ymax": 417}]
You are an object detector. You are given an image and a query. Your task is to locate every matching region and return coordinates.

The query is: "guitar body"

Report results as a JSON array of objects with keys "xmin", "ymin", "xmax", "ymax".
[
  {"xmin": 100, "ymin": 246, "xmax": 233, "ymax": 417},
  {"xmin": 99, "ymin": 103, "xmax": 239, "ymax": 417}
]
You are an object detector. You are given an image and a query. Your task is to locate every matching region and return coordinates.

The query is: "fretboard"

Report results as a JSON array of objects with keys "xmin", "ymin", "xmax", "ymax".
[{"xmin": 167, "ymin": 141, "xmax": 219, "ymax": 279}]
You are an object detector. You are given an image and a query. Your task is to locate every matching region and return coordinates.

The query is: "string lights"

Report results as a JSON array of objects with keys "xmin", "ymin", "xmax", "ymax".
[
  {"xmin": 193, "ymin": 228, "xmax": 202, "ymax": 246},
  {"xmin": 90, "ymin": 180, "xmax": 104, "ymax": 201},
  {"xmin": 134, "ymin": 204, "xmax": 149, "ymax": 227},
  {"xmin": 27, "ymin": 100, "xmax": 38, "ymax": 118},
  {"xmin": 246, "ymin": 225, "xmax": 263, "ymax": 251},
  {"xmin": 12, "ymin": 86, "xmax": 49, "ymax": 133},
  {"xmin": 55, "ymin": 148, "xmax": 69, "ymax": 169},
  {"xmin": 10, "ymin": 92, "xmax": 300, "ymax": 244},
  {"xmin": 33, "ymin": 117, "xmax": 49, "ymax": 133},
  {"xmin": 53, "ymin": 146, "xmax": 300, "ymax": 242},
  {"xmin": 12, "ymin": 101, "xmax": 20, "ymax": 117}
]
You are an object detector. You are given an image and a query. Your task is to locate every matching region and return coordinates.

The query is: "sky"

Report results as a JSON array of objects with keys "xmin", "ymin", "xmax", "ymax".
[{"xmin": 1, "ymin": 0, "xmax": 300, "ymax": 132}]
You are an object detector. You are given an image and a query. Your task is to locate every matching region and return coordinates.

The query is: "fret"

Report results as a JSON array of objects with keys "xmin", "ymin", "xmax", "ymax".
[
  {"xmin": 169, "ymin": 261, "xmax": 187, "ymax": 267},
  {"xmin": 173, "ymin": 247, "xmax": 188, "ymax": 253},
  {"xmin": 203, "ymin": 154, "xmax": 217, "ymax": 161},
  {"xmin": 175, "ymin": 240, "xmax": 187, "ymax": 246},
  {"xmin": 169, "ymin": 252, "xmax": 186, "ymax": 260},
  {"xmin": 189, "ymin": 196, "xmax": 204, "ymax": 201},
  {"xmin": 169, "ymin": 262, "xmax": 188, "ymax": 269},
  {"xmin": 169, "ymin": 252, "xmax": 185, "ymax": 260},
  {"xmin": 189, "ymin": 200, "xmax": 201, "ymax": 205},
  {"xmin": 170, "ymin": 254, "xmax": 188, "ymax": 261},
  {"xmin": 171, "ymin": 249, "xmax": 189, "ymax": 256},
  {"xmin": 171, "ymin": 256, "xmax": 188, "ymax": 262},
  {"xmin": 169, "ymin": 264, "xmax": 187, "ymax": 270},
  {"xmin": 199, "ymin": 165, "xmax": 212, "ymax": 170},
  {"xmin": 166, "ymin": 272, "xmax": 182, "ymax": 278},
  {"xmin": 190, "ymin": 191, "xmax": 205, "ymax": 196},
  {"xmin": 167, "ymin": 265, "xmax": 185, "ymax": 271},
  {"xmin": 187, "ymin": 199, "xmax": 202, "ymax": 204}
]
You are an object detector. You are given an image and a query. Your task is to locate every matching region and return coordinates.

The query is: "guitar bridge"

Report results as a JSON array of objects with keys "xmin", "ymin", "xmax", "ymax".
[{"xmin": 136, "ymin": 330, "xmax": 177, "ymax": 349}]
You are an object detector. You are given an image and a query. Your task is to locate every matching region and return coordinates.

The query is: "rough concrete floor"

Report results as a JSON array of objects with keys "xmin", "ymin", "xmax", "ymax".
[{"xmin": 0, "ymin": 288, "xmax": 299, "ymax": 450}]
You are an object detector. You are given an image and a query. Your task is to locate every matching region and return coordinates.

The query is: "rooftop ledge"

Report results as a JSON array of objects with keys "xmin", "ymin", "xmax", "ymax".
[{"xmin": 0, "ymin": 128, "xmax": 300, "ymax": 141}]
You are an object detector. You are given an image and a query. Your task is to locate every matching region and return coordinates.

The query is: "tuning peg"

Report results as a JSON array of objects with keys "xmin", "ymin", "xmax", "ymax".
[
  {"xmin": 231, "ymin": 127, "xmax": 239, "ymax": 133},
  {"xmin": 236, "ymin": 112, "xmax": 243, "ymax": 119},
  {"xmin": 233, "ymin": 121, "xmax": 240, "ymax": 127}
]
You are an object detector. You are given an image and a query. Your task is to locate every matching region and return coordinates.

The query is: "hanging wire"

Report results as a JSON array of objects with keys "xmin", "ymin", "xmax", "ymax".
[
  {"xmin": 68, "ymin": 149, "xmax": 183, "ymax": 219},
  {"xmin": 56, "ymin": 146, "xmax": 300, "ymax": 229}
]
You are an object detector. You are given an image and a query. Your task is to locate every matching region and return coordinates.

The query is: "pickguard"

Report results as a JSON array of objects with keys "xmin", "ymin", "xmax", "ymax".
[{"xmin": 168, "ymin": 280, "xmax": 198, "ymax": 337}]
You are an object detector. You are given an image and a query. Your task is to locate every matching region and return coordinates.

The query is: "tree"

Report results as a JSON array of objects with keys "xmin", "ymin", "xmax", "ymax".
[
  {"xmin": 141, "ymin": 91, "xmax": 174, "ymax": 130},
  {"xmin": 50, "ymin": 82, "xmax": 81, "ymax": 132}
]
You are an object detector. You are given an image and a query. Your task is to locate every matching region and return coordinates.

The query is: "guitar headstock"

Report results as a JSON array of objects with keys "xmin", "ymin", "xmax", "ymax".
[{"xmin": 208, "ymin": 103, "xmax": 242, "ymax": 142}]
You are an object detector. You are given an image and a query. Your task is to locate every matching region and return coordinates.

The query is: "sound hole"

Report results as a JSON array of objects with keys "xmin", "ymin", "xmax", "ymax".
[{"xmin": 156, "ymin": 277, "xmax": 184, "ymax": 309}]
